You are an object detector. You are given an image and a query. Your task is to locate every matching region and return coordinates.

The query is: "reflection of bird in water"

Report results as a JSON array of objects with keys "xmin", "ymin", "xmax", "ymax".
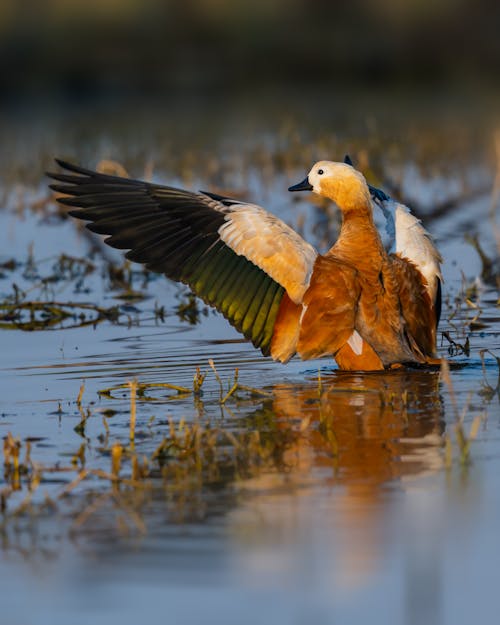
[
  {"xmin": 229, "ymin": 370, "xmax": 444, "ymax": 591},
  {"xmin": 49, "ymin": 159, "xmax": 442, "ymax": 370},
  {"xmin": 254, "ymin": 369, "xmax": 445, "ymax": 487}
]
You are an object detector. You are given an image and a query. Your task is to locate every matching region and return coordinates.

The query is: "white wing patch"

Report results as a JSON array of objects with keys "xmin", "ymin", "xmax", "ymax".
[
  {"xmin": 218, "ymin": 203, "xmax": 318, "ymax": 304},
  {"xmin": 375, "ymin": 198, "xmax": 442, "ymax": 304},
  {"xmin": 393, "ymin": 203, "xmax": 443, "ymax": 301},
  {"xmin": 347, "ymin": 330, "xmax": 364, "ymax": 355}
]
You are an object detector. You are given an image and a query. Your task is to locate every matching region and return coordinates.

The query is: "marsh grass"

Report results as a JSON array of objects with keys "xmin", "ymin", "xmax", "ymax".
[
  {"xmin": 1, "ymin": 354, "xmax": 489, "ymax": 546},
  {"xmin": 0, "ymin": 247, "xmax": 198, "ymax": 332},
  {"xmin": 441, "ymin": 359, "xmax": 484, "ymax": 467},
  {"xmin": 1, "ymin": 121, "xmax": 499, "ymax": 553},
  {"xmin": 0, "ymin": 365, "xmax": 304, "ymax": 537},
  {"xmin": 0, "ymin": 300, "xmax": 122, "ymax": 331},
  {"xmin": 478, "ymin": 349, "xmax": 500, "ymax": 401}
]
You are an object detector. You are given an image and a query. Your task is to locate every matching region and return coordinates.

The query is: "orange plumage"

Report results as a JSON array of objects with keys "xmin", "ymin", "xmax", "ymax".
[{"xmin": 48, "ymin": 158, "xmax": 442, "ymax": 371}]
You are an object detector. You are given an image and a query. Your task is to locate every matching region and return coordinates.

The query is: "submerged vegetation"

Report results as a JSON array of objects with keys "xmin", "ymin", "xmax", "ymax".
[
  {"xmin": 0, "ymin": 368, "xmax": 303, "ymax": 536},
  {"xmin": 1, "ymin": 352, "xmax": 497, "ymax": 546}
]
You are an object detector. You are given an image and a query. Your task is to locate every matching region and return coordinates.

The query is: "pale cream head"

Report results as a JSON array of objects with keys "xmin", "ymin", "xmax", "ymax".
[{"xmin": 307, "ymin": 161, "xmax": 371, "ymax": 212}]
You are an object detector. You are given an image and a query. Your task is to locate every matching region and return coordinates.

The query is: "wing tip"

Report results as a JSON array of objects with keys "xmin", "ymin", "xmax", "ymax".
[
  {"xmin": 46, "ymin": 158, "xmax": 98, "ymax": 184},
  {"xmin": 54, "ymin": 158, "xmax": 92, "ymax": 175}
]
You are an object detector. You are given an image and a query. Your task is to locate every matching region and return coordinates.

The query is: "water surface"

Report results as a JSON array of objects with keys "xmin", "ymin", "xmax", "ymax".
[{"xmin": 0, "ymin": 110, "xmax": 499, "ymax": 625}]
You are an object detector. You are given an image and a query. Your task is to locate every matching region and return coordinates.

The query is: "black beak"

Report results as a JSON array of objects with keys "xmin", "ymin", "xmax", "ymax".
[{"xmin": 288, "ymin": 177, "xmax": 313, "ymax": 192}]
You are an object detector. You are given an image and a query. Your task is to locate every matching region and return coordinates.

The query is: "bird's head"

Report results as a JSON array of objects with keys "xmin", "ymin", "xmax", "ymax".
[{"xmin": 289, "ymin": 160, "xmax": 371, "ymax": 213}]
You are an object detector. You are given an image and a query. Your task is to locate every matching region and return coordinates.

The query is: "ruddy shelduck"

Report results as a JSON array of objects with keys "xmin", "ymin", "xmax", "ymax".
[{"xmin": 48, "ymin": 159, "xmax": 442, "ymax": 371}]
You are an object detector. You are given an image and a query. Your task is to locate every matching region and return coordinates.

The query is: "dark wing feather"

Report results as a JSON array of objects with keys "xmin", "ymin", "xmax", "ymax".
[
  {"xmin": 48, "ymin": 160, "xmax": 285, "ymax": 355},
  {"xmin": 435, "ymin": 277, "xmax": 442, "ymax": 327}
]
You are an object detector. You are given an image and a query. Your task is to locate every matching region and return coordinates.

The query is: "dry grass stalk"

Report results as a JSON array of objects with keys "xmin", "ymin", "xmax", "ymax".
[
  {"xmin": 441, "ymin": 359, "xmax": 483, "ymax": 466},
  {"xmin": 127, "ymin": 380, "xmax": 138, "ymax": 444}
]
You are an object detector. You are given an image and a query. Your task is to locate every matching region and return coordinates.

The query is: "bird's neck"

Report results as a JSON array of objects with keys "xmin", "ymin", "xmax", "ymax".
[{"xmin": 329, "ymin": 207, "xmax": 386, "ymax": 269}]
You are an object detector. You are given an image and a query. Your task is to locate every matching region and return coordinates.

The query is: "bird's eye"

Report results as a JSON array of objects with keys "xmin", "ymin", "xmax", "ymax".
[{"xmin": 318, "ymin": 169, "xmax": 324, "ymax": 175}]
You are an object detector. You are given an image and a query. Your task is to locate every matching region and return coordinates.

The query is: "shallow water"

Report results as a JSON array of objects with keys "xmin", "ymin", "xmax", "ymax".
[{"xmin": 0, "ymin": 111, "xmax": 499, "ymax": 625}]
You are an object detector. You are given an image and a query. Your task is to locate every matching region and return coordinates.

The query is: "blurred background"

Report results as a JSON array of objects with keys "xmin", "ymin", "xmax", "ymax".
[
  {"xmin": 1, "ymin": 0, "xmax": 499, "ymax": 117},
  {"xmin": 0, "ymin": 0, "xmax": 497, "ymax": 188}
]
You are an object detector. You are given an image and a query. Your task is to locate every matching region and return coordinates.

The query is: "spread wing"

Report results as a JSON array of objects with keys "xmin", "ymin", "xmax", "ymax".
[
  {"xmin": 48, "ymin": 160, "xmax": 317, "ymax": 357},
  {"xmin": 296, "ymin": 256, "xmax": 360, "ymax": 359},
  {"xmin": 373, "ymin": 197, "xmax": 442, "ymax": 326},
  {"xmin": 390, "ymin": 253, "xmax": 437, "ymax": 357}
]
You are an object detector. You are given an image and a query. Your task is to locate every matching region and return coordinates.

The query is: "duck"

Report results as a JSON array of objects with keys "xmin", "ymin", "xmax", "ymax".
[
  {"xmin": 343, "ymin": 153, "xmax": 442, "ymax": 316},
  {"xmin": 48, "ymin": 158, "xmax": 442, "ymax": 371}
]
